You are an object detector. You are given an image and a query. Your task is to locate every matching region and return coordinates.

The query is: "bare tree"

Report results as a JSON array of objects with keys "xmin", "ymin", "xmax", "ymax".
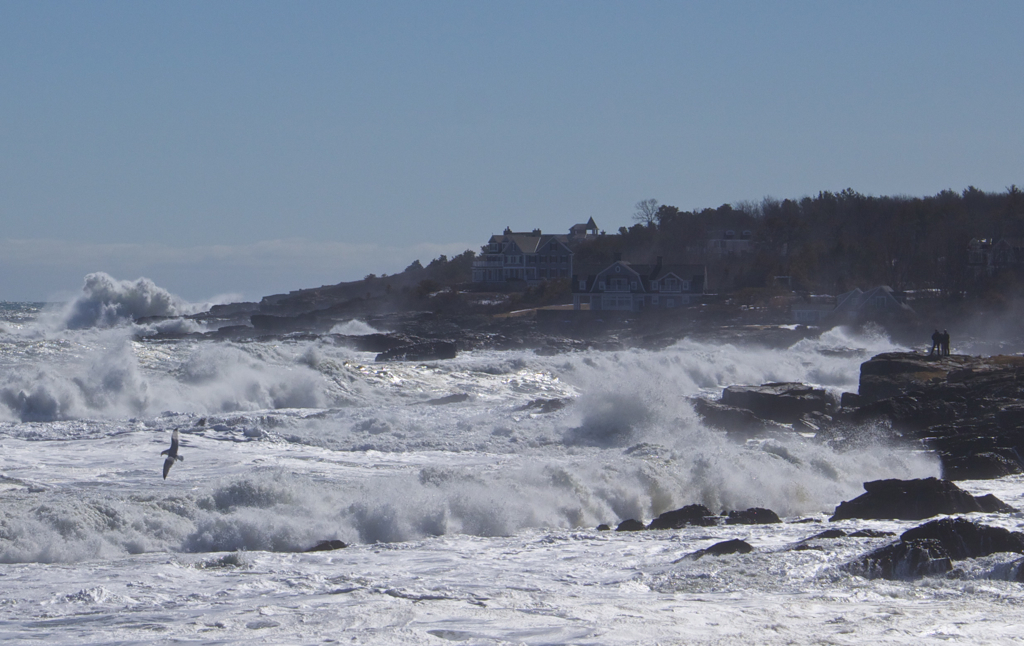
[{"xmin": 633, "ymin": 199, "xmax": 659, "ymax": 226}]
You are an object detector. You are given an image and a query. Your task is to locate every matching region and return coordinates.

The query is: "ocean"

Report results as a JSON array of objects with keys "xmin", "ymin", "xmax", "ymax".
[{"xmin": 2, "ymin": 283, "xmax": 1024, "ymax": 645}]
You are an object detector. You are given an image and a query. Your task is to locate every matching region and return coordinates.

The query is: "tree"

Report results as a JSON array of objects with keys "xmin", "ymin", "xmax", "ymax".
[
  {"xmin": 633, "ymin": 199, "xmax": 659, "ymax": 226},
  {"xmin": 654, "ymin": 204, "xmax": 679, "ymax": 227}
]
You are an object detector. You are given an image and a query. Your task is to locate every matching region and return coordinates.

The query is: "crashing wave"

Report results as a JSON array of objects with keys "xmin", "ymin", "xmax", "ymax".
[{"xmin": 58, "ymin": 272, "xmax": 191, "ymax": 330}]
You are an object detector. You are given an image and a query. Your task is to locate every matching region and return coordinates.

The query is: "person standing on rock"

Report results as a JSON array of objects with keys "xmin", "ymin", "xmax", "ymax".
[
  {"xmin": 930, "ymin": 329, "xmax": 941, "ymax": 356},
  {"xmin": 941, "ymin": 330, "xmax": 951, "ymax": 356}
]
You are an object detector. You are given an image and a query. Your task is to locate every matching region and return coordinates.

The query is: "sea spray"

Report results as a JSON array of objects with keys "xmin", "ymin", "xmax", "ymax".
[
  {"xmin": 57, "ymin": 272, "xmax": 192, "ymax": 330},
  {"xmin": 0, "ymin": 307, "xmax": 944, "ymax": 563}
]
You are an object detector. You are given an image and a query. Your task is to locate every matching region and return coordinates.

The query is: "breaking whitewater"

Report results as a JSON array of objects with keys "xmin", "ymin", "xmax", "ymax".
[{"xmin": 3, "ymin": 279, "xmax": 1024, "ymax": 645}]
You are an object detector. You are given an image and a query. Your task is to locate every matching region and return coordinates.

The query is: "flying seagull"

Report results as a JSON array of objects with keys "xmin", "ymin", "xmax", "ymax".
[{"xmin": 161, "ymin": 429, "xmax": 184, "ymax": 479}]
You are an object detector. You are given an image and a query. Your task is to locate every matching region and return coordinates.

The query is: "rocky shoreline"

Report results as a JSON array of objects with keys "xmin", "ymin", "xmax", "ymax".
[
  {"xmin": 132, "ymin": 298, "xmax": 1024, "ymax": 583},
  {"xmin": 691, "ymin": 351, "xmax": 1024, "ymax": 481}
]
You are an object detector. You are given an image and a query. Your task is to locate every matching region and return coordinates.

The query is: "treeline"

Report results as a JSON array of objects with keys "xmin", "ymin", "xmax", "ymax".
[{"xmin": 576, "ymin": 186, "xmax": 1024, "ymax": 297}]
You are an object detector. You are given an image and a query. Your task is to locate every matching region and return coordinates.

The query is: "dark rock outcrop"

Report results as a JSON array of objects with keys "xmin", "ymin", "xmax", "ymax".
[
  {"xmin": 690, "ymin": 398, "xmax": 781, "ymax": 437},
  {"xmin": 342, "ymin": 333, "xmax": 416, "ymax": 353},
  {"xmin": 942, "ymin": 452, "xmax": 1023, "ymax": 481},
  {"xmin": 847, "ymin": 352, "xmax": 1024, "ymax": 479},
  {"xmin": 615, "ymin": 519, "xmax": 646, "ymax": 532},
  {"xmin": 847, "ymin": 529, "xmax": 895, "ymax": 538},
  {"xmin": 793, "ymin": 529, "xmax": 847, "ymax": 551},
  {"xmin": 725, "ymin": 507, "xmax": 782, "ymax": 525},
  {"xmin": 899, "ymin": 517, "xmax": 1024, "ymax": 560},
  {"xmin": 306, "ymin": 540, "xmax": 348, "ymax": 552},
  {"xmin": 685, "ymin": 538, "xmax": 754, "ymax": 560},
  {"xmin": 720, "ymin": 383, "xmax": 835, "ymax": 424},
  {"xmin": 842, "ymin": 539, "xmax": 953, "ymax": 580},
  {"xmin": 806, "ymin": 529, "xmax": 847, "ymax": 540},
  {"xmin": 376, "ymin": 341, "xmax": 457, "ymax": 362},
  {"xmin": 515, "ymin": 398, "xmax": 568, "ymax": 414},
  {"xmin": 976, "ymin": 494, "xmax": 1017, "ymax": 513},
  {"xmin": 416, "ymin": 393, "xmax": 470, "ymax": 406},
  {"xmin": 830, "ymin": 478, "xmax": 1013, "ymax": 521},
  {"xmin": 648, "ymin": 504, "xmax": 718, "ymax": 529}
]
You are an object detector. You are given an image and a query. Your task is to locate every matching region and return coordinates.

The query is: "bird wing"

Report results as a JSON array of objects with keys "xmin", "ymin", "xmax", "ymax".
[
  {"xmin": 163, "ymin": 456, "xmax": 174, "ymax": 479},
  {"xmin": 170, "ymin": 429, "xmax": 179, "ymax": 454}
]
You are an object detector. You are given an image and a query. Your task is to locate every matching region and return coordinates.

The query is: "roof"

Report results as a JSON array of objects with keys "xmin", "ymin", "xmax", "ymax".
[
  {"xmin": 835, "ymin": 286, "xmax": 914, "ymax": 314},
  {"xmin": 570, "ymin": 217, "xmax": 598, "ymax": 232},
  {"xmin": 575, "ymin": 260, "xmax": 706, "ymax": 292},
  {"xmin": 491, "ymin": 232, "xmax": 570, "ymax": 254},
  {"xmin": 595, "ymin": 261, "xmax": 704, "ymax": 280}
]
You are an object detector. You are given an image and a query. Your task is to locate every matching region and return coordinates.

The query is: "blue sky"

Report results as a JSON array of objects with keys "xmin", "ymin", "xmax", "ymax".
[{"xmin": 2, "ymin": 1, "xmax": 1022, "ymax": 302}]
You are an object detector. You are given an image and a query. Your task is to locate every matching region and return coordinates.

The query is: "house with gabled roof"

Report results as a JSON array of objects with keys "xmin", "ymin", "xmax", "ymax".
[
  {"xmin": 967, "ymin": 237, "xmax": 1024, "ymax": 277},
  {"xmin": 832, "ymin": 286, "xmax": 914, "ymax": 321},
  {"xmin": 471, "ymin": 226, "xmax": 576, "ymax": 284},
  {"xmin": 569, "ymin": 217, "xmax": 599, "ymax": 240},
  {"xmin": 571, "ymin": 256, "xmax": 706, "ymax": 311}
]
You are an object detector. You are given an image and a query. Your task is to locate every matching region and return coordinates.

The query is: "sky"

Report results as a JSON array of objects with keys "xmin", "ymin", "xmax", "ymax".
[{"xmin": 2, "ymin": 1, "xmax": 1022, "ymax": 302}]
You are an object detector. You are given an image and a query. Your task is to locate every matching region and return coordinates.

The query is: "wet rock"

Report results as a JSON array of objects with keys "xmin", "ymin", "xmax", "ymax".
[
  {"xmin": 845, "ymin": 353, "xmax": 1024, "ymax": 481},
  {"xmin": 342, "ymin": 333, "xmax": 416, "ymax": 353},
  {"xmin": 840, "ymin": 392, "xmax": 863, "ymax": 408},
  {"xmin": 515, "ymin": 398, "xmax": 568, "ymax": 414},
  {"xmin": 843, "ymin": 538, "xmax": 953, "ymax": 580},
  {"xmin": 375, "ymin": 340, "xmax": 457, "ymax": 362},
  {"xmin": 830, "ymin": 478, "xmax": 1007, "ymax": 521},
  {"xmin": 726, "ymin": 507, "xmax": 781, "ymax": 525},
  {"xmin": 807, "ymin": 529, "xmax": 847, "ymax": 540},
  {"xmin": 720, "ymin": 382, "xmax": 835, "ymax": 424},
  {"xmin": 942, "ymin": 452, "xmax": 1023, "ymax": 480},
  {"xmin": 209, "ymin": 325, "xmax": 255, "ymax": 340},
  {"xmin": 648, "ymin": 504, "xmax": 717, "ymax": 530},
  {"xmin": 900, "ymin": 517, "xmax": 1024, "ymax": 560},
  {"xmin": 690, "ymin": 398, "xmax": 774, "ymax": 436},
  {"xmin": 596, "ymin": 524, "xmax": 611, "ymax": 531},
  {"xmin": 306, "ymin": 540, "xmax": 348, "ymax": 552},
  {"xmin": 847, "ymin": 529, "xmax": 895, "ymax": 538},
  {"xmin": 615, "ymin": 519, "xmax": 645, "ymax": 532},
  {"xmin": 416, "ymin": 393, "xmax": 470, "ymax": 406},
  {"xmin": 857, "ymin": 352, "xmax": 959, "ymax": 403},
  {"xmin": 685, "ymin": 539, "xmax": 754, "ymax": 560},
  {"xmin": 792, "ymin": 529, "xmax": 846, "ymax": 551},
  {"xmin": 977, "ymin": 494, "xmax": 1017, "ymax": 513}
]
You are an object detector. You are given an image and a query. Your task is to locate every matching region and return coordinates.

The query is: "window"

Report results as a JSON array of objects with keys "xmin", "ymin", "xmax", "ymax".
[
  {"xmin": 630, "ymin": 281, "xmax": 637, "ymax": 290},
  {"xmin": 598, "ymin": 281, "xmax": 606, "ymax": 290},
  {"xmin": 652, "ymin": 296, "xmax": 659, "ymax": 305},
  {"xmin": 602, "ymin": 295, "xmax": 633, "ymax": 310},
  {"xmin": 579, "ymin": 280, "xmax": 586, "ymax": 290},
  {"xmin": 652, "ymin": 280, "xmax": 659, "ymax": 290}
]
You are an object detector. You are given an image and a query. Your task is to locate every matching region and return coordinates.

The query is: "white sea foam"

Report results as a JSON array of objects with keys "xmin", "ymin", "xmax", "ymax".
[
  {"xmin": 329, "ymin": 319, "xmax": 385, "ymax": 335},
  {"xmin": 5, "ymin": 310, "xmax": 1020, "ymax": 644},
  {"xmin": 51, "ymin": 272, "xmax": 192, "ymax": 329}
]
